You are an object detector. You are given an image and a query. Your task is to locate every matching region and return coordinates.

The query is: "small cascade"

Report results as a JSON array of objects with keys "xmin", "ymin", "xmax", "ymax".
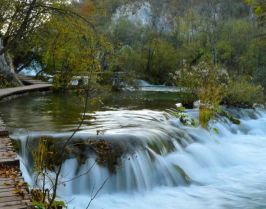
[
  {"xmin": 134, "ymin": 80, "xmax": 179, "ymax": 92},
  {"xmin": 9, "ymin": 107, "xmax": 266, "ymax": 209}
]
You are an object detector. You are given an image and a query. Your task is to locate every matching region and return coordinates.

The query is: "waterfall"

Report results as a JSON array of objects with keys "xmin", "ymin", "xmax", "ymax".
[{"xmin": 11, "ymin": 107, "xmax": 266, "ymax": 209}]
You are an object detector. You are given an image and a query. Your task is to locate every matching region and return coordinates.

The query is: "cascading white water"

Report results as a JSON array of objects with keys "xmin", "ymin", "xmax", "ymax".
[
  {"xmin": 13, "ymin": 108, "xmax": 266, "ymax": 209},
  {"xmin": 134, "ymin": 80, "xmax": 180, "ymax": 92}
]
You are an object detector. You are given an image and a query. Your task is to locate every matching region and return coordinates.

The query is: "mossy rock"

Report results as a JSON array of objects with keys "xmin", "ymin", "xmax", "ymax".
[{"xmin": 219, "ymin": 110, "xmax": 241, "ymax": 125}]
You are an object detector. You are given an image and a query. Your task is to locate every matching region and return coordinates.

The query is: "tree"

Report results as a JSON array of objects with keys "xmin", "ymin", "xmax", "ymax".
[
  {"xmin": 0, "ymin": 0, "xmax": 96, "ymax": 87},
  {"xmin": 247, "ymin": 0, "xmax": 266, "ymax": 25},
  {"xmin": 145, "ymin": 38, "xmax": 179, "ymax": 84},
  {"xmin": 31, "ymin": 15, "xmax": 111, "ymax": 90}
]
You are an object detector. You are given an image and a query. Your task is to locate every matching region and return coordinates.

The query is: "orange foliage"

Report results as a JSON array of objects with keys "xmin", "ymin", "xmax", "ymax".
[{"xmin": 80, "ymin": 1, "xmax": 94, "ymax": 16}]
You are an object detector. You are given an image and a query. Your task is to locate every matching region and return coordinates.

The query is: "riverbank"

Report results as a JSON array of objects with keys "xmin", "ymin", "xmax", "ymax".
[
  {"xmin": 0, "ymin": 76, "xmax": 52, "ymax": 209},
  {"xmin": 0, "ymin": 120, "xmax": 32, "ymax": 209}
]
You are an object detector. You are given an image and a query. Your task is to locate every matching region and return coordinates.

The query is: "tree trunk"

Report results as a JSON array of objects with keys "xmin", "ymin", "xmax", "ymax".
[{"xmin": 0, "ymin": 38, "xmax": 22, "ymax": 87}]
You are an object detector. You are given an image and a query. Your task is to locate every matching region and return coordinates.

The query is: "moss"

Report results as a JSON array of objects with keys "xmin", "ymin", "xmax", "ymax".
[
  {"xmin": 228, "ymin": 115, "xmax": 241, "ymax": 125},
  {"xmin": 69, "ymin": 139, "xmax": 124, "ymax": 174},
  {"xmin": 85, "ymin": 139, "xmax": 124, "ymax": 173},
  {"xmin": 219, "ymin": 110, "xmax": 241, "ymax": 125},
  {"xmin": 31, "ymin": 189, "xmax": 66, "ymax": 209},
  {"xmin": 147, "ymin": 140, "xmax": 176, "ymax": 155}
]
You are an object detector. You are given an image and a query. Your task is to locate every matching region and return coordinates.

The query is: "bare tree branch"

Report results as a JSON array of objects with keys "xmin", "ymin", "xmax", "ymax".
[{"xmin": 86, "ymin": 177, "xmax": 109, "ymax": 209}]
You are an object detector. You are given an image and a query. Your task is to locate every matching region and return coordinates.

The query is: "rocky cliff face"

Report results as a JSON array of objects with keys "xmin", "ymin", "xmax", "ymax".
[{"xmin": 0, "ymin": 38, "xmax": 22, "ymax": 87}]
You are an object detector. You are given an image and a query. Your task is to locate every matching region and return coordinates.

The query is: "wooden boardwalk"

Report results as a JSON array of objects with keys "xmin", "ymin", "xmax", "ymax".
[
  {"xmin": 0, "ymin": 124, "xmax": 32, "ymax": 209},
  {"xmin": 17, "ymin": 75, "xmax": 48, "ymax": 85},
  {"xmin": 0, "ymin": 75, "xmax": 52, "ymax": 100},
  {"xmin": 0, "ymin": 75, "xmax": 52, "ymax": 208}
]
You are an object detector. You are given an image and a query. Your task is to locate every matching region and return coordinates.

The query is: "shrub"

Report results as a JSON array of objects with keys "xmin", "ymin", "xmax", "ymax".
[
  {"xmin": 173, "ymin": 60, "xmax": 229, "ymax": 107},
  {"xmin": 172, "ymin": 60, "xmax": 265, "ymax": 128},
  {"xmin": 172, "ymin": 60, "xmax": 229, "ymax": 127},
  {"xmin": 224, "ymin": 77, "xmax": 264, "ymax": 107}
]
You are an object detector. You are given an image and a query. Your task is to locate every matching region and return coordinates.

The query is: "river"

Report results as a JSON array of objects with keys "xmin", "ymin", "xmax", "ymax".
[{"xmin": 1, "ymin": 91, "xmax": 266, "ymax": 209}]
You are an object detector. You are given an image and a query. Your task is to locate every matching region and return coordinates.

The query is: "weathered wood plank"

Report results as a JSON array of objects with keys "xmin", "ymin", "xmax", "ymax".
[
  {"xmin": 0, "ymin": 196, "xmax": 24, "ymax": 202},
  {"xmin": 0, "ymin": 185, "xmax": 15, "ymax": 189},
  {"xmin": 0, "ymin": 136, "xmax": 20, "ymax": 168},
  {"xmin": 0, "ymin": 190, "xmax": 21, "ymax": 197},
  {"xmin": 0, "ymin": 130, "xmax": 9, "ymax": 136},
  {"xmin": 1, "ymin": 205, "xmax": 27, "ymax": 209},
  {"xmin": 0, "ymin": 78, "xmax": 47, "ymax": 209},
  {"xmin": 0, "ymin": 83, "xmax": 52, "ymax": 100},
  {"xmin": 0, "ymin": 159, "xmax": 20, "ymax": 167},
  {"xmin": 0, "ymin": 137, "xmax": 32, "ymax": 208},
  {"xmin": 0, "ymin": 188, "xmax": 16, "ymax": 193},
  {"xmin": 0, "ymin": 200, "xmax": 23, "ymax": 206}
]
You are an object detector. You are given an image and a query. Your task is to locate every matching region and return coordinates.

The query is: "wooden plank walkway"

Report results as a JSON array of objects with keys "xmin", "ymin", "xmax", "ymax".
[
  {"xmin": 0, "ymin": 75, "xmax": 51, "ymax": 208},
  {"xmin": 0, "ymin": 75, "xmax": 52, "ymax": 100},
  {"xmin": 0, "ymin": 83, "xmax": 52, "ymax": 100},
  {"xmin": 0, "ymin": 123, "xmax": 32, "ymax": 209},
  {"xmin": 17, "ymin": 75, "xmax": 48, "ymax": 85}
]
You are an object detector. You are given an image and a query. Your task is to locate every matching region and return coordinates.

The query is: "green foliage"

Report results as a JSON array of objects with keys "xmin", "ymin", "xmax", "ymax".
[
  {"xmin": 218, "ymin": 19, "xmax": 255, "ymax": 72},
  {"xmin": 173, "ymin": 60, "xmax": 229, "ymax": 108},
  {"xmin": 246, "ymin": 0, "xmax": 266, "ymax": 23},
  {"xmin": 1, "ymin": 0, "xmax": 265, "ymax": 123},
  {"xmin": 218, "ymin": 109, "xmax": 241, "ymax": 125},
  {"xmin": 32, "ymin": 200, "xmax": 46, "ymax": 209},
  {"xmin": 33, "ymin": 15, "xmax": 111, "ymax": 90},
  {"xmin": 146, "ymin": 38, "xmax": 179, "ymax": 84},
  {"xmin": 113, "ymin": 46, "xmax": 146, "ymax": 79},
  {"xmin": 31, "ymin": 138, "xmax": 68, "ymax": 209},
  {"xmin": 212, "ymin": 127, "xmax": 219, "ymax": 135},
  {"xmin": 199, "ymin": 107, "xmax": 215, "ymax": 129},
  {"xmin": 216, "ymin": 41, "xmax": 235, "ymax": 64},
  {"xmin": 52, "ymin": 200, "xmax": 66, "ymax": 209},
  {"xmin": 172, "ymin": 60, "xmax": 261, "ymax": 128},
  {"xmin": 33, "ymin": 138, "xmax": 65, "ymax": 173},
  {"xmin": 111, "ymin": 18, "xmax": 142, "ymax": 45},
  {"xmin": 3, "ymin": 0, "xmax": 265, "ymax": 93},
  {"xmin": 225, "ymin": 77, "xmax": 264, "ymax": 107},
  {"xmin": 32, "ymin": 199, "xmax": 66, "ymax": 209},
  {"xmin": 0, "ymin": 73, "xmax": 15, "ymax": 88},
  {"xmin": 170, "ymin": 105, "xmax": 197, "ymax": 127},
  {"xmin": 200, "ymin": 108, "xmax": 241, "ymax": 129},
  {"xmin": 0, "ymin": 0, "xmax": 72, "ymax": 56}
]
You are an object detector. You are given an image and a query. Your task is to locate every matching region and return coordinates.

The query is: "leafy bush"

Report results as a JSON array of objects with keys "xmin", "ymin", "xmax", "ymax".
[
  {"xmin": 173, "ymin": 60, "xmax": 229, "ymax": 108},
  {"xmin": 224, "ymin": 77, "xmax": 264, "ymax": 107},
  {"xmin": 172, "ymin": 60, "xmax": 230, "ymax": 127},
  {"xmin": 172, "ymin": 60, "xmax": 265, "ymax": 128}
]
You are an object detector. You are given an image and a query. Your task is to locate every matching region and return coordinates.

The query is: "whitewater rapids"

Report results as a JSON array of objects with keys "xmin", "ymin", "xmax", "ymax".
[{"xmin": 16, "ymin": 108, "xmax": 266, "ymax": 209}]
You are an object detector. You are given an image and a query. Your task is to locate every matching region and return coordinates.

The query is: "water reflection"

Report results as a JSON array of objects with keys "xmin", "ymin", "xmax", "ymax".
[{"xmin": 0, "ymin": 91, "xmax": 188, "ymax": 132}]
